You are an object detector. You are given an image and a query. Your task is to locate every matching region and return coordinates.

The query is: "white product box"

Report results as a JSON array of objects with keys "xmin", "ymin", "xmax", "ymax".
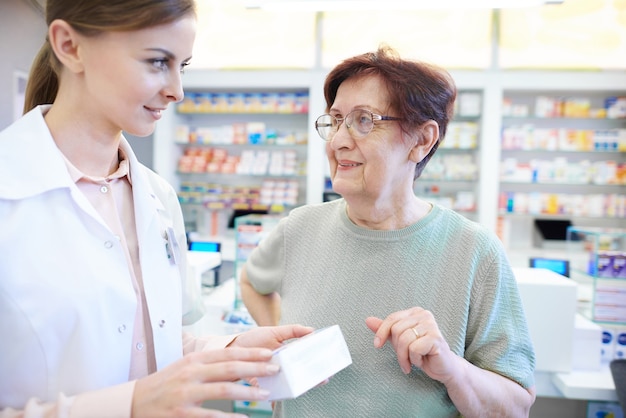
[
  {"xmin": 601, "ymin": 327, "xmax": 617, "ymax": 363},
  {"xmin": 514, "ymin": 268, "xmax": 578, "ymax": 372},
  {"xmin": 615, "ymin": 328, "xmax": 626, "ymax": 359},
  {"xmin": 256, "ymin": 325, "xmax": 352, "ymax": 401},
  {"xmin": 572, "ymin": 314, "xmax": 602, "ymax": 371}
]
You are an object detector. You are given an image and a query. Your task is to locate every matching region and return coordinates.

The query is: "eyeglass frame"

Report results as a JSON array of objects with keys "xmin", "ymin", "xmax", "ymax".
[{"xmin": 314, "ymin": 109, "xmax": 402, "ymax": 141}]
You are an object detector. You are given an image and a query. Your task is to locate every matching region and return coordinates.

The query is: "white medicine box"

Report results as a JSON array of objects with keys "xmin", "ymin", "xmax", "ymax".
[{"xmin": 256, "ymin": 325, "xmax": 352, "ymax": 401}]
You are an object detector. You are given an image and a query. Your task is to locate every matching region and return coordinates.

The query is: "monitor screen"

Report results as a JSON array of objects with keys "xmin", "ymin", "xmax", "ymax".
[
  {"xmin": 533, "ymin": 219, "xmax": 572, "ymax": 241},
  {"xmin": 529, "ymin": 257, "xmax": 570, "ymax": 278},
  {"xmin": 189, "ymin": 241, "xmax": 221, "ymax": 252},
  {"xmin": 227, "ymin": 209, "xmax": 268, "ymax": 228}
]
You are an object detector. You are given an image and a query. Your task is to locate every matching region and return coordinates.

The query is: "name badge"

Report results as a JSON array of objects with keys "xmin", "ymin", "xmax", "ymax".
[{"xmin": 164, "ymin": 227, "xmax": 180, "ymax": 265}]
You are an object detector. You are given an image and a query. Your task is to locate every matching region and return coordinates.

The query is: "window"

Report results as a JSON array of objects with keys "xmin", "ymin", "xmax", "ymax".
[
  {"xmin": 499, "ymin": 0, "xmax": 626, "ymax": 69},
  {"xmin": 320, "ymin": 10, "xmax": 494, "ymax": 69},
  {"xmin": 193, "ymin": 0, "xmax": 316, "ymax": 69},
  {"xmin": 191, "ymin": 0, "xmax": 626, "ymax": 70}
]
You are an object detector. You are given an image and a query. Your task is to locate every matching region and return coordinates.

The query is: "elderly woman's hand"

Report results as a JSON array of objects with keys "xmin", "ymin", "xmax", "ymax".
[{"xmin": 366, "ymin": 307, "xmax": 459, "ymax": 383}]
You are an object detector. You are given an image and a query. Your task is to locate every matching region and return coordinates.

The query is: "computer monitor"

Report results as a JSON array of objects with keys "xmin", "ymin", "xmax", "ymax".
[
  {"xmin": 188, "ymin": 241, "xmax": 221, "ymax": 252},
  {"xmin": 534, "ymin": 219, "xmax": 572, "ymax": 241},
  {"xmin": 227, "ymin": 209, "xmax": 268, "ymax": 229},
  {"xmin": 529, "ymin": 257, "xmax": 570, "ymax": 278}
]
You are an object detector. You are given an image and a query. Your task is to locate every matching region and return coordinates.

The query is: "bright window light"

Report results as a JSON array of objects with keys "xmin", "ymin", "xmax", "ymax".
[
  {"xmin": 191, "ymin": 0, "xmax": 625, "ymax": 71},
  {"xmin": 246, "ymin": 0, "xmax": 563, "ymax": 11},
  {"xmin": 499, "ymin": 0, "xmax": 626, "ymax": 69},
  {"xmin": 193, "ymin": 0, "xmax": 316, "ymax": 69},
  {"xmin": 321, "ymin": 10, "xmax": 494, "ymax": 69}
]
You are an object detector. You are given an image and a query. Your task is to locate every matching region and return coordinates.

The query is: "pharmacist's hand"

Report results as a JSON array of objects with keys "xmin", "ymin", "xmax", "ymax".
[
  {"xmin": 366, "ymin": 307, "xmax": 457, "ymax": 383},
  {"xmin": 229, "ymin": 324, "xmax": 314, "ymax": 350},
  {"xmin": 132, "ymin": 347, "xmax": 280, "ymax": 418}
]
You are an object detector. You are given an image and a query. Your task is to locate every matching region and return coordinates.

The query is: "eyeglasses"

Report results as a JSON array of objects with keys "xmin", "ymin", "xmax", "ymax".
[{"xmin": 315, "ymin": 109, "xmax": 402, "ymax": 141}]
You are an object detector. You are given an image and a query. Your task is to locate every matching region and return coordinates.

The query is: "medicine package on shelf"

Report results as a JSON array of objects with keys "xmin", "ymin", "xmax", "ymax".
[{"xmin": 256, "ymin": 324, "xmax": 352, "ymax": 401}]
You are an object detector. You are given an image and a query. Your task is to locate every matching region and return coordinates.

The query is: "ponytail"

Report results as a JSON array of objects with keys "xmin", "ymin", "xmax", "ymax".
[{"xmin": 23, "ymin": 41, "xmax": 59, "ymax": 114}]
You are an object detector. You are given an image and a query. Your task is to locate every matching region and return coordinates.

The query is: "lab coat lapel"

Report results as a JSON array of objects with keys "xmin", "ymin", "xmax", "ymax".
[
  {"xmin": 0, "ymin": 106, "xmax": 119, "ymax": 234},
  {"xmin": 122, "ymin": 138, "xmax": 170, "ymax": 272},
  {"xmin": 122, "ymin": 138, "xmax": 183, "ymax": 369}
]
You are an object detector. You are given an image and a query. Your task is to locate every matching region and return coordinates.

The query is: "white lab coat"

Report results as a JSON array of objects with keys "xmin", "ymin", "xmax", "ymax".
[{"xmin": 0, "ymin": 106, "xmax": 203, "ymax": 408}]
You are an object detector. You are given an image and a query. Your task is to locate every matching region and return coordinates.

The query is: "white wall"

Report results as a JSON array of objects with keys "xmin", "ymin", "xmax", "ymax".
[
  {"xmin": 0, "ymin": 0, "xmax": 47, "ymax": 130},
  {"xmin": 0, "ymin": 1, "xmax": 155, "ymax": 166}
]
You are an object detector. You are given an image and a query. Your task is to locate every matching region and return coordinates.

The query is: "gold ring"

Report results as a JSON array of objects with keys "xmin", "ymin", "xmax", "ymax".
[{"xmin": 411, "ymin": 327, "xmax": 420, "ymax": 340}]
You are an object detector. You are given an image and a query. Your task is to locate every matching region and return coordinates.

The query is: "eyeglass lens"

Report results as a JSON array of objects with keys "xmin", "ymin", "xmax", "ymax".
[{"xmin": 315, "ymin": 109, "xmax": 375, "ymax": 141}]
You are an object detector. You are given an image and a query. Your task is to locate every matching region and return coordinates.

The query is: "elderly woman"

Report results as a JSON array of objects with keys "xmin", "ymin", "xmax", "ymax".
[{"xmin": 240, "ymin": 46, "xmax": 536, "ymax": 418}]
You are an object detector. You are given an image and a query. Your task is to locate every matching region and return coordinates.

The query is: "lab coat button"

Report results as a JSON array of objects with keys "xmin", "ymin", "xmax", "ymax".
[
  {"xmin": 136, "ymin": 342, "xmax": 144, "ymax": 351},
  {"xmin": 104, "ymin": 241, "xmax": 114, "ymax": 249},
  {"xmin": 159, "ymin": 320, "xmax": 166, "ymax": 328},
  {"xmin": 118, "ymin": 324, "xmax": 126, "ymax": 333},
  {"xmin": 100, "ymin": 186, "xmax": 108, "ymax": 193}
]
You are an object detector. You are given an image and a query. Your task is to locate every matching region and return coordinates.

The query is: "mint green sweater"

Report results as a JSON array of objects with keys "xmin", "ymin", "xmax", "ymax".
[{"xmin": 245, "ymin": 199, "xmax": 535, "ymax": 417}]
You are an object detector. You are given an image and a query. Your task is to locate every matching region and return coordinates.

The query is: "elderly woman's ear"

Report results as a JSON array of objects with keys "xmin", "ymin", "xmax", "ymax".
[{"xmin": 408, "ymin": 120, "xmax": 439, "ymax": 163}]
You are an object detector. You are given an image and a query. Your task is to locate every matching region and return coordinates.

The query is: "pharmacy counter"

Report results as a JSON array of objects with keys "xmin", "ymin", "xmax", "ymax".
[
  {"xmin": 552, "ymin": 370, "xmax": 617, "ymax": 401},
  {"xmin": 534, "ymin": 368, "xmax": 616, "ymax": 402},
  {"xmin": 187, "ymin": 250, "xmax": 222, "ymax": 288},
  {"xmin": 515, "ymin": 267, "xmax": 617, "ymax": 402}
]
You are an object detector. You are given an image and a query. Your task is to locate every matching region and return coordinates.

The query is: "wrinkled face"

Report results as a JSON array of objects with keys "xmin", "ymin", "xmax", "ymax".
[
  {"xmin": 77, "ymin": 15, "xmax": 196, "ymax": 137},
  {"xmin": 325, "ymin": 75, "xmax": 416, "ymax": 202}
]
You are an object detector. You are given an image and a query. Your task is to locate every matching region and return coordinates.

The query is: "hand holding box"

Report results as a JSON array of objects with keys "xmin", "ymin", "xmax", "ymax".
[{"xmin": 256, "ymin": 325, "xmax": 352, "ymax": 401}]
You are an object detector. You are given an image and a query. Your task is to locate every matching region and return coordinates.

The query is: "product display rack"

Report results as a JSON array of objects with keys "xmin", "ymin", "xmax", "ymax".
[
  {"xmin": 152, "ymin": 70, "xmax": 626, "ymax": 244},
  {"xmin": 498, "ymin": 90, "xmax": 626, "ymax": 222},
  {"xmin": 170, "ymin": 87, "xmax": 311, "ymax": 235},
  {"xmin": 567, "ymin": 226, "xmax": 626, "ymax": 327},
  {"xmin": 233, "ymin": 214, "xmax": 281, "ymax": 309},
  {"xmin": 152, "ymin": 70, "xmax": 329, "ymax": 243},
  {"xmin": 494, "ymin": 87, "xmax": 626, "ymax": 250},
  {"xmin": 230, "ymin": 214, "xmax": 281, "ymax": 415}
]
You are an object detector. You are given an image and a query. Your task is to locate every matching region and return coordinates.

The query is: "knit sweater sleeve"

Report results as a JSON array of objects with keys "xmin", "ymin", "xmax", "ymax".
[
  {"xmin": 463, "ymin": 228, "xmax": 536, "ymax": 389},
  {"xmin": 244, "ymin": 217, "xmax": 287, "ymax": 295}
]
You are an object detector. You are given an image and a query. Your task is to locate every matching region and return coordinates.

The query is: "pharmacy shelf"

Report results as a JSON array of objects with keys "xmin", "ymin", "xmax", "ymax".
[
  {"xmin": 153, "ymin": 73, "xmax": 325, "ymax": 235},
  {"xmin": 153, "ymin": 69, "xmax": 626, "ymax": 237},
  {"xmin": 497, "ymin": 89, "xmax": 626, "ymax": 250},
  {"xmin": 154, "ymin": 70, "xmax": 327, "ymax": 209}
]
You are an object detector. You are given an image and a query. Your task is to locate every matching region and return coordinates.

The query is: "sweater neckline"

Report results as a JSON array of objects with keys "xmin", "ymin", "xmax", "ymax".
[{"xmin": 338, "ymin": 199, "xmax": 441, "ymax": 239}]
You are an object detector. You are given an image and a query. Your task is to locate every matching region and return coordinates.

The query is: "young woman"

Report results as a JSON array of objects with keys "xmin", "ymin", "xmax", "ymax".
[{"xmin": 0, "ymin": 1, "xmax": 311, "ymax": 417}]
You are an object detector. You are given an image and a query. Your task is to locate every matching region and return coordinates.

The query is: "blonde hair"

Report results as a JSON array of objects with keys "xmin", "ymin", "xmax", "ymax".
[{"xmin": 24, "ymin": 0, "xmax": 196, "ymax": 113}]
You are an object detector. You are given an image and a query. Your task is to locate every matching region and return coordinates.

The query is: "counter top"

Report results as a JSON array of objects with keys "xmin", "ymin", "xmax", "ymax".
[{"xmin": 552, "ymin": 369, "xmax": 617, "ymax": 402}]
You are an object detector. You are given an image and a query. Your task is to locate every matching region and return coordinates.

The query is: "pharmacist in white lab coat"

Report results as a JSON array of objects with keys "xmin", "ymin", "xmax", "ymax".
[
  {"xmin": 0, "ymin": 1, "xmax": 312, "ymax": 417},
  {"xmin": 0, "ymin": 105, "xmax": 200, "ymax": 389}
]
